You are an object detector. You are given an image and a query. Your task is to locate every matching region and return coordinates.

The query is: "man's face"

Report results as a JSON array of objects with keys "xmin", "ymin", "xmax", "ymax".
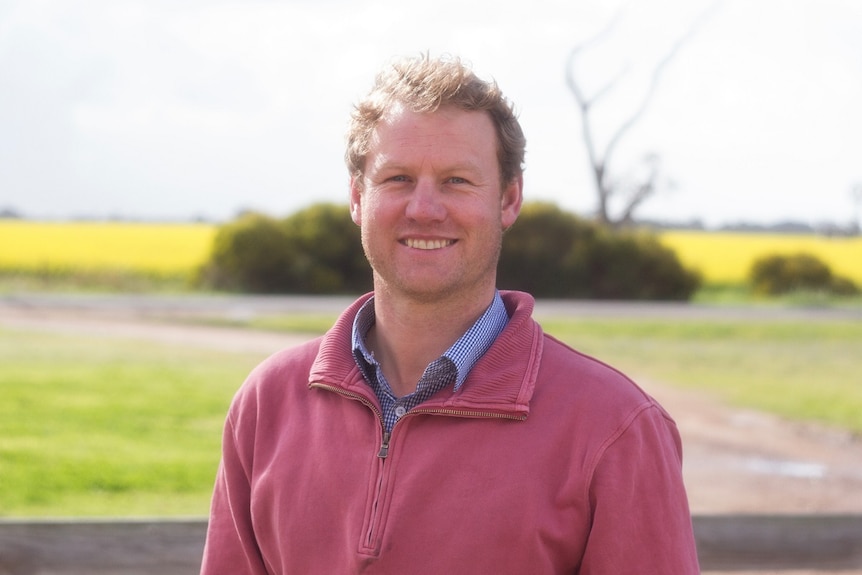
[{"xmin": 350, "ymin": 103, "xmax": 522, "ymax": 305}]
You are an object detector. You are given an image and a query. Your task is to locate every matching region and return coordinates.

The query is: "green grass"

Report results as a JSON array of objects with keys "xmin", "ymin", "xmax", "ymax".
[
  {"xmin": 199, "ymin": 313, "xmax": 339, "ymax": 334},
  {"xmin": 693, "ymin": 282, "xmax": 862, "ymax": 308},
  {"xmin": 0, "ymin": 267, "xmax": 195, "ymax": 294},
  {"xmin": 2, "ymin": 310, "xmax": 860, "ymax": 518},
  {"xmin": 0, "ymin": 328, "xmax": 263, "ymax": 517}
]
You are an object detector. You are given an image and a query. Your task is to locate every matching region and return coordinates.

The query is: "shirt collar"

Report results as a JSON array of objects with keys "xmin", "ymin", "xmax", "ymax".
[{"xmin": 351, "ymin": 291, "xmax": 509, "ymax": 391}]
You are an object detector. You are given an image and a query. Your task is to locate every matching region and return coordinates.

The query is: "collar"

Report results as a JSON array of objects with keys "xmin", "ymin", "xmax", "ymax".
[{"xmin": 351, "ymin": 291, "xmax": 509, "ymax": 391}]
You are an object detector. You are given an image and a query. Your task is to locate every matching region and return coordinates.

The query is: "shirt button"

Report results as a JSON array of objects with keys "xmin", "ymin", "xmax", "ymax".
[{"xmin": 394, "ymin": 406, "xmax": 407, "ymax": 418}]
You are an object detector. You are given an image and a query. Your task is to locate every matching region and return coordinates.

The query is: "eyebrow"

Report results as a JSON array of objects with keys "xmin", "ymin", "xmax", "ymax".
[{"xmin": 370, "ymin": 160, "xmax": 484, "ymax": 176}]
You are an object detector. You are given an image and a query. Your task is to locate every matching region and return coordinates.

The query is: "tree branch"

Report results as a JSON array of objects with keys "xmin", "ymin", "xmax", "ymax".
[
  {"xmin": 565, "ymin": 1, "xmax": 722, "ymax": 225},
  {"xmin": 603, "ymin": 2, "xmax": 720, "ymax": 170},
  {"xmin": 618, "ymin": 155, "xmax": 660, "ymax": 225}
]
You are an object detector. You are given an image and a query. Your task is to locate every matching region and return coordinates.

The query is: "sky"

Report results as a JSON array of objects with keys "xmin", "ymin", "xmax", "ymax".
[{"xmin": 1, "ymin": 0, "xmax": 860, "ymax": 228}]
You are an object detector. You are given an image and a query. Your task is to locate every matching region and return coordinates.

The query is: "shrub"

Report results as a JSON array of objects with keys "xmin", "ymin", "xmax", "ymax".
[
  {"xmin": 196, "ymin": 205, "xmax": 371, "ymax": 294},
  {"xmin": 576, "ymin": 228, "xmax": 702, "ymax": 300},
  {"xmin": 499, "ymin": 203, "xmax": 701, "ymax": 300},
  {"xmin": 830, "ymin": 276, "xmax": 861, "ymax": 296},
  {"xmin": 282, "ymin": 203, "xmax": 371, "ymax": 294},
  {"xmin": 196, "ymin": 212, "xmax": 295, "ymax": 293},
  {"xmin": 749, "ymin": 252, "xmax": 860, "ymax": 296},
  {"xmin": 497, "ymin": 202, "xmax": 594, "ymax": 297}
]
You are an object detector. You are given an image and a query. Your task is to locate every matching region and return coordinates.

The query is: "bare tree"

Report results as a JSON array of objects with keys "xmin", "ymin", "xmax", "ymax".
[{"xmin": 565, "ymin": 5, "xmax": 718, "ymax": 227}]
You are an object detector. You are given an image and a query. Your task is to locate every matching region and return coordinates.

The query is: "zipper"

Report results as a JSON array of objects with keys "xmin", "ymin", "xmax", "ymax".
[
  {"xmin": 378, "ymin": 431, "xmax": 391, "ymax": 458},
  {"xmin": 407, "ymin": 407, "xmax": 527, "ymax": 423},
  {"xmin": 310, "ymin": 381, "xmax": 389, "ymax": 555},
  {"xmin": 310, "ymin": 382, "xmax": 526, "ymax": 555},
  {"xmin": 309, "ymin": 382, "xmax": 385, "ymax": 428},
  {"xmin": 365, "ymin": 455, "xmax": 386, "ymax": 550}
]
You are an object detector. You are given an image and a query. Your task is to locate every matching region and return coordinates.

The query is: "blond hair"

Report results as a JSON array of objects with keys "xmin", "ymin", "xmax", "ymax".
[{"xmin": 346, "ymin": 54, "xmax": 526, "ymax": 186}]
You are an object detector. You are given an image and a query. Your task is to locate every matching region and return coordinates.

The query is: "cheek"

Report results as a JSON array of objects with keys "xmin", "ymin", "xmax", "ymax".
[
  {"xmin": 363, "ymin": 193, "xmax": 399, "ymax": 223},
  {"xmin": 355, "ymin": 199, "xmax": 392, "ymax": 242}
]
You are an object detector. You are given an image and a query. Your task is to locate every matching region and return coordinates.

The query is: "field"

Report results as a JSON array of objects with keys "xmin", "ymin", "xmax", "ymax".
[
  {"xmin": 2, "ymin": 221, "xmax": 861, "ymax": 291},
  {"xmin": 659, "ymin": 230, "xmax": 862, "ymax": 285},
  {"xmin": 0, "ymin": 327, "xmax": 262, "ymax": 517},
  {"xmin": 1, "ymin": 310, "xmax": 860, "ymax": 518},
  {"xmin": 0, "ymin": 221, "xmax": 215, "ymax": 287}
]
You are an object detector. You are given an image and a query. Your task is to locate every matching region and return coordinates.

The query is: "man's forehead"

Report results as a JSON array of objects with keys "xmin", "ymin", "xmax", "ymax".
[{"xmin": 370, "ymin": 105, "xmax": 495, "ymax": 148}]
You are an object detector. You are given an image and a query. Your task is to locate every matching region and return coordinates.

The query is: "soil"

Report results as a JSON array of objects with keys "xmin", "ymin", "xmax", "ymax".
[{"xmin": 2, "ymin": 295, "xmax": 860, "ymax": 574}]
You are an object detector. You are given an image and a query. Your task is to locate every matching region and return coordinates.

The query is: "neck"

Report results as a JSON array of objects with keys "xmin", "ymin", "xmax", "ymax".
[{"xmin": 368, "ymin": 285, "xmax": 496, "ymax": 397}]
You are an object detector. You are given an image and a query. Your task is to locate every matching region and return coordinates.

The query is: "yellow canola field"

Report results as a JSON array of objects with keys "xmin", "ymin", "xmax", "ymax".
[
  {"xmin": 0, "ymin": 221, "xmax": 217, "ymax": 275},
  {"xmin": 659, "ymin": 231, "xmax": 862, "ymax": 285},
  {"xmin": 1, "ymin": 221, "xmax": 860, "ymax": 286}
]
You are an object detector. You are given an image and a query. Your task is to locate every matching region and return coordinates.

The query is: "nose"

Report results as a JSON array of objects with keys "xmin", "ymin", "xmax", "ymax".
[{"xmin": 405, "ymin": 179, "xmax": 446, "ymax": 222}]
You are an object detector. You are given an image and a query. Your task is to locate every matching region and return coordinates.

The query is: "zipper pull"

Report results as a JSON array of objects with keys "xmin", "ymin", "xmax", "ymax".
[{"xmin": 377, "ymin": 432, "xmax": 391, "ymax": 459}]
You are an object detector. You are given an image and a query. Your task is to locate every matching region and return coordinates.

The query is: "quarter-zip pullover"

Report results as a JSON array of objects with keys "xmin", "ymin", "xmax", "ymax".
[{"xmin": 201, "ymin": 291, "xmax": 700, "ymax": 574}]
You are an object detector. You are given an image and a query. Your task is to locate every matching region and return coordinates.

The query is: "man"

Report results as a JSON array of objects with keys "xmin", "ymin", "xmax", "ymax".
[{"xmin": 201, "ymin": 54, "xmax": 700, "ymax": 574}]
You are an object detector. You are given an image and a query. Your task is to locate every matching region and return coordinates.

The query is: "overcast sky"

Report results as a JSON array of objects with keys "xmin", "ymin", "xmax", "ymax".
[{"xmin": 1, "ymin": 0, "xmax": 860, "ymax": 227}]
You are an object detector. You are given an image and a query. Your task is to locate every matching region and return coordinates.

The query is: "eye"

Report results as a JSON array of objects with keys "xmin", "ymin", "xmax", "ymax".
[{"xmin": 447, "ymin": 176, "xmax": 469, "ymax": 185}]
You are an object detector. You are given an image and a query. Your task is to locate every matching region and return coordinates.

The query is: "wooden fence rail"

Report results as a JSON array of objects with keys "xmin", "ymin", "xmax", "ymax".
[
  {"xmin": 694, "ymin": 514, "xmax": 862, "ymax": 571},
  {"xmin": 1, "ymin": 515, "xmax": 860, "ymax": 574}
]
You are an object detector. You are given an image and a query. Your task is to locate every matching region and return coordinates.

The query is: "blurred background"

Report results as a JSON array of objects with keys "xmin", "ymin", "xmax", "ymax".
[
  {"xmin": 2, "ymin": 0, "xmax": 860, "ymax": 229},
  {"xmin": 1, "ymin": 3, "xmax": 861, "ymax": 572}
]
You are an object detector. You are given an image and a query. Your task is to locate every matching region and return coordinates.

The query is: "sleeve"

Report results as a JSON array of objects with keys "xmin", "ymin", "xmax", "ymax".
[
  {"xmin": 199, "ymin": 410, "xmax": 270, "ymax": 575},
  {"xmin": 579, "ymin": 403, "xmax": 701, "ymax": 574}
]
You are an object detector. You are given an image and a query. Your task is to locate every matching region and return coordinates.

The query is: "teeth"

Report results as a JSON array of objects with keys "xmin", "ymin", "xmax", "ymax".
[{"xmin": 406, "ymin": 238, "xmax": 453, "ymax": 250}]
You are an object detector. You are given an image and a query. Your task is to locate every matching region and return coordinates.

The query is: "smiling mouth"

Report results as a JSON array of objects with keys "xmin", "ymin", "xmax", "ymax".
[{"xmin": 403, "ymin": 238, "xmax": 455, "ymax": 250}]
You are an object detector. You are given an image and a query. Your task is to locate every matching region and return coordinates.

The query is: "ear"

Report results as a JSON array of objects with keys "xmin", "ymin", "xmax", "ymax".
[
  {"xmin": 349, "ymin": 176, "xmax": 363, "ymax": 226},
  {"xmin": 500, "ymin": 175, "xmax": 523, "ymax": 230}
]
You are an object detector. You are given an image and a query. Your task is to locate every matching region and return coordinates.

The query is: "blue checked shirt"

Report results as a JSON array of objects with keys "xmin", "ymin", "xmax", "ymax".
[{"xmin": 352, "ymin": 291, "xmax": 509, "ymax": 432}]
